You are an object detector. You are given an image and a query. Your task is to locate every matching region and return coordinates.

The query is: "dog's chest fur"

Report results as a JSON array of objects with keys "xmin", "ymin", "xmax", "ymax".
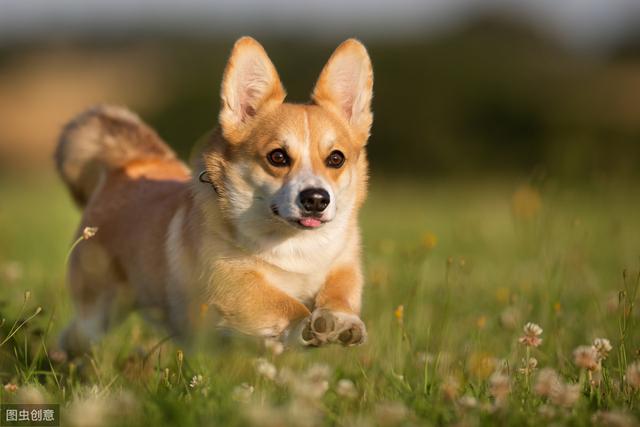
[
  {"xmin": 167, "ymin": 204, "xmax": 350, "ymax": 307},
  {"xmin": 256, "ymin": 224, "xmax": 348, "ymax": 304}
]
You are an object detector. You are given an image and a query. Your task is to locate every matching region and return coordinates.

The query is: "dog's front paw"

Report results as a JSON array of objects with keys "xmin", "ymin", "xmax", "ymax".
[{"xmin": 300, "ymin": 309, "xmax": 367, "ymax": 347}]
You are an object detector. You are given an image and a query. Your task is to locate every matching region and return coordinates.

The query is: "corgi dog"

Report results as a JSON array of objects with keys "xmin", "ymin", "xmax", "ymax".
[{"xmin": 55, "ymin": 37, "xmax": 373, "ymax": 355}]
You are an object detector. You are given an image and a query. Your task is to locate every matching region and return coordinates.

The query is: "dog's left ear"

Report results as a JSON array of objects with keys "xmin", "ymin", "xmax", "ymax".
[
  {"xmin": 219, "ymin": 37, "xmax": 286, "ymax": 143},
  {"xmin": 312, "ymin": 39, "xmax": 373, "ymax": 141}
]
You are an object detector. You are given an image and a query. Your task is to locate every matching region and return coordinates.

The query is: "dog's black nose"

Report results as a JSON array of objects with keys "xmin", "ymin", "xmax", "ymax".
[{"xmin": 299, "ymin": 188, "xmax": 330, "ymax": 214}]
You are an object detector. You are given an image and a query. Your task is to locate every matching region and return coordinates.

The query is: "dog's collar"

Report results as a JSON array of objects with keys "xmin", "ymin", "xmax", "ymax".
[{"xmin": 198, "ymin": 170, "xmax": 220, "ymax": 196}]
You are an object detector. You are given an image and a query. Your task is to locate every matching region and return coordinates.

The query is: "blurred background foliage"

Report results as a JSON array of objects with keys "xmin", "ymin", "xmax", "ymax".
[{"xmin": 1, "ymin": 12, "xmax": 640, "ymax": 182}]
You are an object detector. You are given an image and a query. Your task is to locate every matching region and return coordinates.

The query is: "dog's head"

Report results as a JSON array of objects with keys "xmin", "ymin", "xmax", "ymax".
[{"xmin": 203, "ymin": 37, "xmax": 373, "ymax": 244}]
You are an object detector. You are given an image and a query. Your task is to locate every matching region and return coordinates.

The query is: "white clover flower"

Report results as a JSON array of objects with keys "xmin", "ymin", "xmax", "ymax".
[
  {"xmin": 254, "ymin": 358, "xmax": 277, "ymax": 381},
  {"xmin": 272, "ymin": 364, "xmax": 329, "ymax": 402},
  {"xmin": 518, "ymin": 322, "xmax": 543, "ymax": 347},
  {"xmin": 519, "ymin": 357, "xmax": 538, "ymax": 375},
  {"xmin": 293, "ymin": 380, "xmax": 329, "ymax": 400},
  {"xmin": 593, "ymin": 338, "xmax": 613, "ymax": 362},
  {"xmin": 626, "ymin": 362, "xmax": 640, "ymax": 389},
  {"xmin": 189, "ymin": 375, "xmax": 204, "ymax": 388},
  {"xmin": 336, "ymin": 379, "xmax": 358, "ymax": 399},
  {"xmin": 278, "ymin": 364, "xmax": 331, "ymax": 401},
  {"xmin": 264, "ymin": 338, "xmax": 284, "ymax": 356},
  {"xmin": 82, "ymin": 226, "xmax": 99, "ymax": 240},
  {"xmin": 534, "ymin": 368, "xmax": 562, "ymax": 398},
  {"xmin": 523, "ymin": 322, "xmax": 543, "ymax": 336},
  {"xmin": 489, "ymin": 371, "xmax": 510, "ymax": 406},
  {"xmin": 304, "ymin": 364, "xmax": 331, "ymax": 383},
  {"xmin": 573, "ymin": 345, "xmax": 600, "ymax": 371},
  {"xmin": 551, "ymin": 383, "xmax": 581, "ymax": 408}
]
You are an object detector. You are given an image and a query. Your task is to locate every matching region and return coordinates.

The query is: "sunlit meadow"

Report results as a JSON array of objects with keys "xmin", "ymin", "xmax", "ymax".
[{"xmin": 0, "ymin": 176, "xmax": 639, "ymax": 426}]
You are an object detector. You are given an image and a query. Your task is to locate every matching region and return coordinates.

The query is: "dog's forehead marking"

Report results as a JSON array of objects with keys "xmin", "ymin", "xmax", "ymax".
[
  {"xmin": 303, "ymin": 110, "xmax": 310, "ymax": 148},
  {"xmin": 300, "ymin": 110, "xmax": 312, "ymax": 169},
  {"xmin": 285, "ymin": 109, "xmax": 311, "ymax": 170}
]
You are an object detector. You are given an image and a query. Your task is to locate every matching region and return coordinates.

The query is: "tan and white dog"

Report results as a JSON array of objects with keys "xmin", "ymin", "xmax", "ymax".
[{"xmin": 55, "ymin": 37, "xmax": 373, "ymax": 355}]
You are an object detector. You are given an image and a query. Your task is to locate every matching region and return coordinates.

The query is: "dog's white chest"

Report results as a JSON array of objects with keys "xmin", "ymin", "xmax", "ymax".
[
  {"xmin": 264, "ymin": 268, "xmax": 327, "ymax": 305},
  {"xmin": 257, "ymin": 229, "xmax": 345, "ymax": 304}
]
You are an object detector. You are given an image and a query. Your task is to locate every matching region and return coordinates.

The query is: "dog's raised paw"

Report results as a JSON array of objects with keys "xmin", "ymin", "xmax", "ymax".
[{"xmin": 301, "ymin": 309, "xmax": 367, "ymax": 346}]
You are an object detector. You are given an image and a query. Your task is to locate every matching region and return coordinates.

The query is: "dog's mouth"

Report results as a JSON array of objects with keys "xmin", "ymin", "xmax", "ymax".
[
  {"xmin": 297, "ymin": 217, "xmax": 324, "ymax": 228},
  {"xmin": 271, "ymin": 205, "xmax": 326, "ymax": 229}
]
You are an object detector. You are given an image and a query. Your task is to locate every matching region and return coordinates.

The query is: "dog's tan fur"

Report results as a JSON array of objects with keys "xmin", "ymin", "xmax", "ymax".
[{"xmin": 56, "ymin": 37, "xmax": 373, "ymax": 354}]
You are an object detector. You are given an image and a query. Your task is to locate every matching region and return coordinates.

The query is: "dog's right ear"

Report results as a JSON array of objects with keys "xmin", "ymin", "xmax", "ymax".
[{"xmin": 219, "ymin": 37, "xmax": 286, "ymax": 143}]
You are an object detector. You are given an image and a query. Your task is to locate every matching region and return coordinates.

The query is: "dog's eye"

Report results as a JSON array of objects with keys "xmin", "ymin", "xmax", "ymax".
[
  {"xmin": 326, "ymin": 150, "xmax": 345, "ymax": 168},
  {"xmin": 267, "ymin": 149, "xmax": 289, "ymax": 167}
]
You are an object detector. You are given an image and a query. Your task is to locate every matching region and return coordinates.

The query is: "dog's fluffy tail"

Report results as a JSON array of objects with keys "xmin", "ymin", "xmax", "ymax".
[{"xmin": 55, "ymin": 105, "xmax": 176, "ymax": 206}]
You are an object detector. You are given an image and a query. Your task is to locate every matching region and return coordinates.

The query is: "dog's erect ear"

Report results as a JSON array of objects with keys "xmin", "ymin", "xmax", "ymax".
[
  {"xmin": 219, "ymin": 37, "xmax": 286, "ymax": 143},
  {"xmin": 312, "ymin": 39, "xmax": 373, "ymax": 141}
]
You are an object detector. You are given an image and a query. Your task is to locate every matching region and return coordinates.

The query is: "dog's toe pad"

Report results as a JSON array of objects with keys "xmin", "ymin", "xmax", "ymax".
[{"xmin": 308, "ymin": 309, "xmax": 367, "ymax": 346}]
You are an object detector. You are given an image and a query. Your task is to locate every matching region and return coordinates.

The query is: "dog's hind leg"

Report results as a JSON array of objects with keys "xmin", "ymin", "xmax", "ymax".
[
  {"xmin": 59, "ymin": 292, "xmax": 128, "ymax": 358},
  {"xmin": 59, "ymin": 241, "xmax": 131, "ymax": 358}
]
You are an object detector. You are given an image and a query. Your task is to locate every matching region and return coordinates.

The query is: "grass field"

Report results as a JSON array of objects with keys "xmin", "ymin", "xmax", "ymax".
[{"xmin": 0, "ymin": 175, "xmax": 639, "ymax": 426}]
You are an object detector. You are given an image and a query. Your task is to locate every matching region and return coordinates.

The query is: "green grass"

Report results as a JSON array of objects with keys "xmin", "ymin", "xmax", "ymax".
[{"xmin": 0, "ymin": 175, "xmax": 639, "ymax": 426}]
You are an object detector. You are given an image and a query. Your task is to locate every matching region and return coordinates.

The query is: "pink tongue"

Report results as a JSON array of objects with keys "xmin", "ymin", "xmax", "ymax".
[{"xmin": 299, "ymin": 217, "xmax": 322, "ymax": 228}]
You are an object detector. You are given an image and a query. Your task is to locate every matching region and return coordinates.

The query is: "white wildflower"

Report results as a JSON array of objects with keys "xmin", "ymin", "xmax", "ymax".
[
  {"xmin": 534, "ymin": 368, "xmax": 562, "ymax": 398},
  {"xmin": 518, "ymin": 322, "xmax": 543, "ymax": 347},
  {"xmin": 573, "ymin": 345, "xmax": 600, "ymax": 371},
  {"xmin": 626, "ymin": 362, "xmax": 640, "ymax": 389},
  {"xmin": 291, "ymin": 364, "xmax": 330, "ymax": 400},
  {"xmin": 82, "ymin": 226, "xmax": 99, "ymax": 240},
  {"xmin": 189, "ymin": 375, "xmax": 204, "ymax": 388},
  {"xmin": 336, "ymin": 379, "xmax": 358, "ymax": 399},
  {"xmin": 593, "ymin": 338, "xmax": 613, "ymax": 362},
  {"xmin": 254, "ymin": 358, "xmax": 277, "ymax": 381},
  {"xmin": 551, "ymin": 383, "xmax": 581, "ymax": 408},
  {"xmin": 519, "ymin": 357, "xmax": 538, "ymax": 375},
  {"xmin": 264, "ymin": 338, "xmax": 284, "ymax": 356},
  {"xmin": 489, "ymin": 371, "xmax": 510, "ymax": 407}
]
